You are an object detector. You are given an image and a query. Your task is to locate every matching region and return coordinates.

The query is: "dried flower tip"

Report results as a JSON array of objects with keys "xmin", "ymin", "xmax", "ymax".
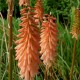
[{"xmin": 70, "ymin": 9, "xmax": 80, "ymax": 40}]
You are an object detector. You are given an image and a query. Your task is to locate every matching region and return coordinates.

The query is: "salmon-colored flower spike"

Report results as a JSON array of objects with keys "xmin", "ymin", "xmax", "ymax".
[
  {"xmin": 40, "ymin": 14, "xmax": 57, "ymax": 67},
  {"xmin": 19, "ymin": 0, "xmax": 30, "ymax": 6},
  {"xmin": 70, "ymin": 9, "xmax": 80, "ymax": 40},
  {"xmin": 15, "ymin": 7, "xmax": 40, "ymax": 80},
  {"xmin": 34, "ymin": 0, "xmax": 44, "ymax": 23}
]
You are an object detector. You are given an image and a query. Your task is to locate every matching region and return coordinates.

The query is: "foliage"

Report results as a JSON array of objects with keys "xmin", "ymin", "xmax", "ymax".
[
  {"xmin": 43, "ymin": 0, "xmax": 80, "ymax": 25},
  {"xmin": 0, "ymin": 13, "xmax": 80, "ymax": 79},
  {"xmin": 0, "ymin": 0, "xmax": 7, "ymax": 12},
  {"xmin": 0, "ymin": 0, "xmax": 80, "ymax": 80},
  {"xmin": 0, "ymin": 0, "xmax": 80, "ymax": 23}
]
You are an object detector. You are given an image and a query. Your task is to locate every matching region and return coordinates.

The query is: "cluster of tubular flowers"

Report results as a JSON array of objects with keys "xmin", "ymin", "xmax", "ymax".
[
  {"xmin": 19, "ymin": 0, "xmax": 30, "ymax": 6},
  {"xmin": 15, "ymin": 0, "xmax": 58, "ymax": 80},
  {"xmin": 15, "ymin": 7, "xmax": 40, "ymax": 80},
  {"xmin": 34, "ymin": 0, "xmax": 44, "ymax": 23},
  {"xmin": 70, "ymin": 9, "xmax": 80, "ymax": 40},
  {"xmin": 40, "ymin": 14, "xmax": 57, "ymax": 67}
]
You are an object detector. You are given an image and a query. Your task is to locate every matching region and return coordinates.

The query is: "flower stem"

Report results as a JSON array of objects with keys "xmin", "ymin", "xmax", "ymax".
[
  {"xmin": 70, "ymin": 39, "xmax": 77, "ymax": 80},
  {"xmin": 44, "ymin": 66, "xmax": 48, "ymax": 80},
  {"xmin": 7, "ymin": 0, "xmax": 14, "ymax": 80}
]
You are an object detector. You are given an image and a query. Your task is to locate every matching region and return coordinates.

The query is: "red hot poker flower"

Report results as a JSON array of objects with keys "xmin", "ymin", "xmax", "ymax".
[
  {"xmin": 34, "ymin": 0, "xmax": 44, "ymax": 23},
  {"xmin": 40, "ymin": 14, "xmax": 57, "ymax": 67},
  {"xmin": 70, "ymin": 9, "xmax": 80, "ymax": 40},
  {"xmin": 15, "ymin": 8, "xmax": 40, "ymax": 80}
]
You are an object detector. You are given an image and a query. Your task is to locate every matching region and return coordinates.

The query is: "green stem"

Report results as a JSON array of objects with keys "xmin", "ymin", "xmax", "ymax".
[
  {"xmin": 70, "ymin": 39, "xmax": 77, "ymax": 80},
  {"xmin": 7, "ymin": 0, "xmax": 14, "ymax": 80},
  {"xmin": 77, "ymin": 0, "xmax": 80, "ymax": 8}
]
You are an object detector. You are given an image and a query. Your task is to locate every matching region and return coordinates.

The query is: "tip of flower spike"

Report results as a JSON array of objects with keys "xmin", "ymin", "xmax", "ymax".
[
  {"xmin": 19, "ymin": 0, "xmax": 30, "ymax": 6},
  {"xmin": 43, "ymin": 14, "xmax": 56, "ymax": 21},
  {"xmin": 34, "ymin": 0, "xmax": 44, "ymax": 23}
]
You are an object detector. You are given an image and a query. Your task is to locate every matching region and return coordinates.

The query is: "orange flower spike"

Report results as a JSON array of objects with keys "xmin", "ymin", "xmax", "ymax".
[
  {"xmin": 19, "ymin": 0, "xmax": 30, "ymax": 6},
  {"xmin": 34, "ymin": 0, "xmax": 44, "ymax": 23},
  {"xmin": 40, "ymin": 15, "xmax": 57, "ymax": 67},
  {"xmin": 15, "ymin": 8, "xmax": 40, "ymax": 80}
]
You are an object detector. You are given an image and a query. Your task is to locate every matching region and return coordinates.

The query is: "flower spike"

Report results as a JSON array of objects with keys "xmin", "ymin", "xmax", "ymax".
[
  {"xmin": 70, "ymin": 9, "xmax": 80, "ymax": 40},
  {"xmin": 19, "ymin": 0, "xmax": 30, "ymax": 6},
  {"xmin": 15, "ymin": 7, "xmax": 40, "ymax": 80},
  {"xmin": 40, "ymin": 14, "xmax": 57, "ymax": 68},
  {"xmin": 34, "ymin": 0, "xmax": 44, "ymax": 23}
]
